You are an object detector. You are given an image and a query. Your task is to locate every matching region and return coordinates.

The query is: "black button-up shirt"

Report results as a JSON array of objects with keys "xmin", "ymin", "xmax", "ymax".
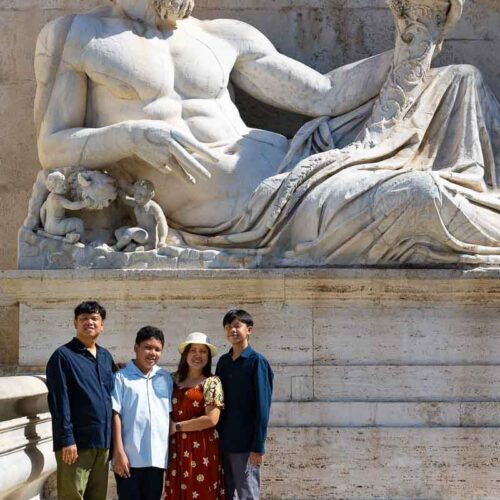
[
  {"xmin": 216, "ymin": 345, "xmax": 273, "ymax": 454},
  {"xmin": 46, "ymin": 337, "xmax": 114, "ymax": 451}
]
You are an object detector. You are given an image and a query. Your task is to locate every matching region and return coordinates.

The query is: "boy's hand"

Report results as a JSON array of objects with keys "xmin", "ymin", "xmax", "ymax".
[
  {"xmin": 62, "ymin": 444, "xmax": 78, "ymax": 464},
  {"xmin": 249, "ymin": 452, "xmax": 263, "ymax": 466},
  {"xmin": 114, "ymin": 450, "xmax": 131, "ymax": 478}
]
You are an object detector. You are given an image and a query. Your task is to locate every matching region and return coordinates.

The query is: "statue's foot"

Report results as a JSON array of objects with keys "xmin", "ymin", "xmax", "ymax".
[
  {"xmin": 158, "ymin": 245, "xmax": 184, "ymax": 257},
  {"xmin": 123, "ymin": 243, "xmax": 137, "ymax": 252},
  {"xmin": 65, "ymin": 233, "xmax": 81, "ymax": 244}
]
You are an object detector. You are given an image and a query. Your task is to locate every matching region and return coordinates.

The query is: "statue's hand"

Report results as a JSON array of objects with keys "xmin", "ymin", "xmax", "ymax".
[
  {"xmin": 82, "ymin": 197, "xmax": 96, "ymax": 210},
  {"xmin": 133, "ymin": 121, "xmax": 218, "ymax": 184}
]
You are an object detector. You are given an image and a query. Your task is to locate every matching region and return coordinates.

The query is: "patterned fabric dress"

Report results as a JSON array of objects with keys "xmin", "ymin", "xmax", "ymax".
[{"xmin": 165, "ymin": 376, "xmax": 225, "ymax": 500}]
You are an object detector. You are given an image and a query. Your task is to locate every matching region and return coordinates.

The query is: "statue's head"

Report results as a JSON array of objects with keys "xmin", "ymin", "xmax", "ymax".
[
  {"xmin": 46, "ymin": 171, "xmax": 66, "ymax": 194},
  {"xmin": 67, "ymin": 170, "xmax": 117, "ymax": 210},
  {"xmin": 133, "ymin": 179, "xmax": 155, "ymax": 205},
  {"xmin": 113, "ymin": 0, "xmax": 194, "ymax": 23},
  {"xmin": 152, "ymin": 0, "xmax": 194, "ymax": 21}
]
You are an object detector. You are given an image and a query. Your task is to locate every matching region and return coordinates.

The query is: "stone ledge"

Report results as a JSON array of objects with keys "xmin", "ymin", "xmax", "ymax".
[
  {"xmin": 0, "ymin": 375, "xmax": 47, "ymax": 421},
  {"xmin": 2, "ymin": 267, "xmax": 500, "ymax": 306},
  {"xmin": 271, "ymin": 402, "xmax": 500, "ymax": 427}
]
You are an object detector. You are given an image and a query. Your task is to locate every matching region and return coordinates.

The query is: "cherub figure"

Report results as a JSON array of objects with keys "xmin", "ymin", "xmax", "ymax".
[
  {"xmin": 40, "ymin": 171, "xmax": 89, "ymax": 244},
  {"xmin": 114, "ymin": 180, "xmax": 168, "ymax": 252}
]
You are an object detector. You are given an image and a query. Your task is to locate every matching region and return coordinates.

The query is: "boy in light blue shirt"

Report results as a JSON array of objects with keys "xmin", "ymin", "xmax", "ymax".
[{"xmin": 111, "ymin": 326, "xmax": 173, "ymax": 500}]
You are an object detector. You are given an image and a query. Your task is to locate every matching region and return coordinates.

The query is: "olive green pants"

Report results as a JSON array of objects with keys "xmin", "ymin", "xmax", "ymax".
[{"xmin": 55, "ymin": 448, "xmax": 109, "ymax": 500}]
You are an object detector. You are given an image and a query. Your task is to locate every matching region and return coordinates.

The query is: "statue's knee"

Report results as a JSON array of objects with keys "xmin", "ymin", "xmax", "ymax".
[
  {"xmin": 406, "ymin": 170, "xmax": 439, "ymax": 197},
  {"xmin": 373, "ymin": 171, "xmax": 440, "ymax": 217},
  {"xmin": 72, "ymin": 219, "xmax": 84, "ymax": 234}
]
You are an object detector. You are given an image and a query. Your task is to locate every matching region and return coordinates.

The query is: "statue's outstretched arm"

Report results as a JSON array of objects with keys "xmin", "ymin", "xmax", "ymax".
[
  {"xmin": 227, "ymin": 21, "xmax": 392, "ymax": 118},
  {"xmin": 57, "ymin": 195, "xmax": 88, "ymax": 211}
]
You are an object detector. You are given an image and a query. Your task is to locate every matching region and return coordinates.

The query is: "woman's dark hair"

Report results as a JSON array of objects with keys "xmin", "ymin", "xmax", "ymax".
[
  {"xmin": 74, "ymin": 301, "xmax": 107, "ymax": 321},
  {"xmin": 135, "ymin": 326, "xmax": 165, "ymax": 347},
  {"xmin": 222, "ymin": 309, "xmax": 253, "ymax": 327},
  {"xmin": 175, "ymin": 344, "xmax": 213, "ymax": 383}
]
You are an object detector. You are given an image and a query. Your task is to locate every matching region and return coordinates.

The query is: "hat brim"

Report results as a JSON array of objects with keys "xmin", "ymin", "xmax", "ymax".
[{"xmin": 178, "ymin": 341, "xmax": 218, "ymax": 357}]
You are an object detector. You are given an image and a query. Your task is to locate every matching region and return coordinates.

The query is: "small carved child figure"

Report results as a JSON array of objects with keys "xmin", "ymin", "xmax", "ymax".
[
  {"xmin": 114, "ymin": 179, "xmax": 168, "ymax": 252},
  {"xmin": 40, "ymin": 171, "xmax": 89, "ymax": 243}
]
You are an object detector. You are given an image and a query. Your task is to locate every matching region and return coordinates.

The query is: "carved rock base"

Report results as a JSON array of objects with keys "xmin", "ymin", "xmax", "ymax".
[{"xmin": 18, "ymin": 228, "xmax": 231, "ymax": 270}]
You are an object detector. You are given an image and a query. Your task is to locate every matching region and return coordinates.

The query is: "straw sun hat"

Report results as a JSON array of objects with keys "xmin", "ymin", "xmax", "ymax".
[{"xmin": 178, "ymin": 332, "xmax": 218, "ymax": 357}]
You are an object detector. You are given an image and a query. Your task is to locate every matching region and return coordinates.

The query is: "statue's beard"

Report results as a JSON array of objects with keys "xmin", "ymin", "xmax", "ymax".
[{"xmin": 152, "ymin": 0, "xmax": 194, "ymax": 20}]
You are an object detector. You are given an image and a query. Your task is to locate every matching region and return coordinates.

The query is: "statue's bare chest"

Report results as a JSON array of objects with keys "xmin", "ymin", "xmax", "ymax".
[{"xmin": 82, "ymin": 20, "xmax": 233, "ymax": 101}]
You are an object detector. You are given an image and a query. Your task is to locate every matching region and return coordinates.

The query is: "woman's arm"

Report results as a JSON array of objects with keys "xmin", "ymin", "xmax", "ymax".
[
  {"xmin": 172, "ymin": 405, "xmax": 221, "ymax": 433},
  {"xmin": 171, "ymin": 377, "xmax": 224, "ymax": 432}
]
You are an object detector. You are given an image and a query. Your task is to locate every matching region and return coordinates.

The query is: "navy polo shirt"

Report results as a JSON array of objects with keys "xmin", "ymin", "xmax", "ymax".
[
  {"xmin": 216, "ymin": 345, "xmax": 273, "ymax": 454},
  {"xmin": 46, "ymin": 337, "xmax": 115, "ymax": 451}
]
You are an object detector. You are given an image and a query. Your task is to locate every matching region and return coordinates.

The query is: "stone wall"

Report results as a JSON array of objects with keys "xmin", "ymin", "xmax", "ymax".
[
  {"xmin": 0, "ymin": 0, "xmax": 499, "ymax": 368},
  {"xmin": 3, "ymin": 268, "xmax": 500, "ymax": 498}
]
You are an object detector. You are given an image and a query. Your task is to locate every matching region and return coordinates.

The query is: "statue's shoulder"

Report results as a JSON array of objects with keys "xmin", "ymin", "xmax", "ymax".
[
  {"xmin": 36, "ymin": 7, "xmax": 113, "ymax": 54},
  {"xmin": 195, "ymin": 17, "xmax": 276, "ymax": 56},
  {"xmin": 36, "ymin": 15, "xmax": 75, "ymax": 55}
]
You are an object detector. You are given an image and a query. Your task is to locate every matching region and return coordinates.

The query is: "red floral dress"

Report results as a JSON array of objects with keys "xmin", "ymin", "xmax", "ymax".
[{"xmin": 165, "ymin": 376, "xmax": 225, "ymax": 500}]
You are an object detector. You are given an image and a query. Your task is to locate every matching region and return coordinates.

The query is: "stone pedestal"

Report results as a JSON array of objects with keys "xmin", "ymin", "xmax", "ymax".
[{"xmin": 1, "ymin": 268, "xmax": 500, "ymax": 498}]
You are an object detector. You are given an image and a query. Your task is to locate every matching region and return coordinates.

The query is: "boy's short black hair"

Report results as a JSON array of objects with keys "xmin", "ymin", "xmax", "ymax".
[
  {"xmin": 74, "ymin": 301, "xmax": 106, "ymax": 321},
  {"xmin": 135, "ymin": 326, "xmax": 165, "ymax": 347},
  {"xmin": 222, "ymin": 309, "xmax": 254, "ymax": 327}
]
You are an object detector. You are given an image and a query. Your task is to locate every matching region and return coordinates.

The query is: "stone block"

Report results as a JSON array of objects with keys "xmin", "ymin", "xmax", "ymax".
[
  {"xmin": 0, "ymin": 11, "xmax": 51, "ymax": 83},
  {"xmin": 0, "ymin": 305, "xmax": 18, "ymax": 367},
  {"xmin": 270, "ymin": 402, "xmax": 500, "ymax": 427},
  {"xmin": 312, "ymin": 302, "xmax": 500, "ymax": 365},
  {"xmin": 314, "ymin": 365, "xmax": 500, "ymax": 402},
  {"xmin": 434, "ymin": 39, "xmax": 500, "ymax": 100},
  {"xmin": 263, "ymin": 427, "xmax": 500, "ymax": 499},
  {"xmin": 17, "ymin": 299, "xmax": 313, "ymax": 368},
  {"xmin": 291, "ymin": 375, "xmax": 314, "ymax": 401},
  {"xmin": 0, "ymin": 0, "xmax": 100, "ymax": 10}
]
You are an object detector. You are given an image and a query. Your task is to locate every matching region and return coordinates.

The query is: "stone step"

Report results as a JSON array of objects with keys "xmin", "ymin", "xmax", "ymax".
[
  {"xmin": 270, "ymin": 402, "xmax": 500, "ymax": 427},
  {"xmin": 272, "ymin": 365, "xmax": 500, "ymax": 402}
]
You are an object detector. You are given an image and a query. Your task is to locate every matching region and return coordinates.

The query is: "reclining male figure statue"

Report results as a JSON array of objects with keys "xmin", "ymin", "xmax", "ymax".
[{"xmin": 34, "ymin": 0, "xmax": 500, "ymax": 266}]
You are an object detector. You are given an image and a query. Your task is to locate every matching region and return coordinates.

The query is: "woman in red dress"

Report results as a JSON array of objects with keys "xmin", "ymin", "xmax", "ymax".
[{"xmin": 165, "ymin": 332, "xmax": 225, "ymax": 500}]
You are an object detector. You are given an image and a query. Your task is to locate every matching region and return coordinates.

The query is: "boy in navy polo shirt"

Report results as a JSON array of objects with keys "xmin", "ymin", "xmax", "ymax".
[
  {"xmin": 46, "ymin": 301, "xmax": 115, "ymax": 500},
  {"xmin": 216, "ymin": 309, "xmax": 274, "ymax": 500}
]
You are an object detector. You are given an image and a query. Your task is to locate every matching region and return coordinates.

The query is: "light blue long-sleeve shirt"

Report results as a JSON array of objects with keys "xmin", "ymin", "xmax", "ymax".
[{"xmin": 111, "ymin": 361, "xmax": 173, "ymax": 468}]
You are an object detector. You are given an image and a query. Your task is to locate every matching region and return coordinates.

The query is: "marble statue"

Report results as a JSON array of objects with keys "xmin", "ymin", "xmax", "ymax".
[
  {"xmin": 114, "ymin": 180, "xmax": 169, "ymax": 251},
  {"xmin": 40, "ymin": 172, "xmax": 88, "ymax": 243},
  {"xmin": 18, "ymin": 0, "xmax": 500, "ymax": 269}
]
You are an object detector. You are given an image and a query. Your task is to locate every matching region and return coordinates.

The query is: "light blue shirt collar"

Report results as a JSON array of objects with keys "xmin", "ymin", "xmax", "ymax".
[{"xmin": 125, "ymin": 359, "xmax": 161, "ymax": 378}]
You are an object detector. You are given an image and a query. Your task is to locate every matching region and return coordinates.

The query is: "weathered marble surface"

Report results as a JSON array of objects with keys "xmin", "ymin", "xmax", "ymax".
[{"xmin": 17, "ymin": 0, "xmax": 500, "ymax": 269}]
